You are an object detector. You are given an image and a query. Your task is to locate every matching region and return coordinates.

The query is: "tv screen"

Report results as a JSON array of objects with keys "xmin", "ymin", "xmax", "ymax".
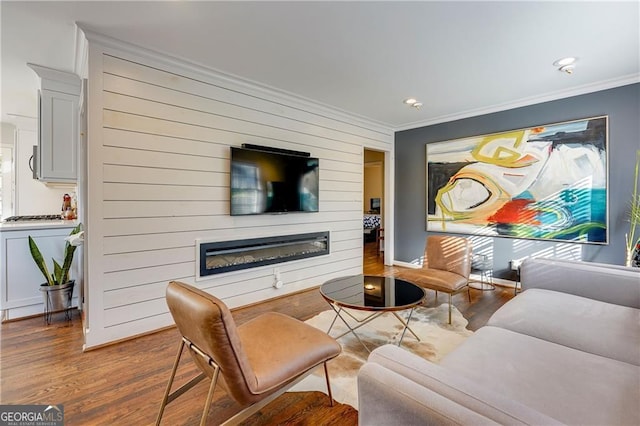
[
  {"xmin": 230, "ymin": 147, "xmax": 319, "ymax": 215},
  {"xmin": 370, "ymin": 198, "xmax": 380, "ymax": 213}
]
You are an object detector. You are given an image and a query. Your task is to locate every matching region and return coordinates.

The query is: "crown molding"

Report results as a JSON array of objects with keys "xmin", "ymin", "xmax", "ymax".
[
  {"xmin": 394, "ymin": 74, "xmax": 640, "ymax": 132},
  {"xmin": 26, "ymin": 63, "xmax": 81, "ymax": 94},
  {"xmin": 74, "ymin": 24, "xmax": 89, "ymax": 79}
]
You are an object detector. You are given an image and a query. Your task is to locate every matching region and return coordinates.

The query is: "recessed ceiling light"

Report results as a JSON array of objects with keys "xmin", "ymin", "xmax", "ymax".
[
  {"xmin": 553, "ymin": 57, "xmax": 577, "ymax": 67},
  {"xmin": 553, "ymin": 57, "xmax": 578, "ymax": 75},
  {"xmin": 559, "ymin": 64, "xmax": 575, "ymax": 74},
  {"xmin": 403, "ymin": 98, "xmax": 417, "ymax": 105}
]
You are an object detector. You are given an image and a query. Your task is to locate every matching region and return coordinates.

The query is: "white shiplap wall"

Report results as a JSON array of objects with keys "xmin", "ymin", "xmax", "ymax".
[{"xmin": 83, "ymin": 33, "xmax": 393, "ymax": 348}]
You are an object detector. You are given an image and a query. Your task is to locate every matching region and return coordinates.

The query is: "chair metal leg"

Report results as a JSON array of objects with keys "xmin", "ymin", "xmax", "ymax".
[
  {"xmin": 323, "ymin": 362, "xmax": 334, "ymax": 407},
  {"xmin": 156, "ymin": 340, "xmax": 186, "ymax": 426},
  {"xmin": 221, "ymin": 366, "xmax": 323, "ymax": 426},
  {"xmin": 157, "ymin": 339, "xmax": 212, "ymax": 426},
  {"xmin": 200, "ymin": 366, "xmax": 220, "ymax": 426},
  {"xmin": 448, "ymin": 293, "xmax": 452, "ymax": 324}
]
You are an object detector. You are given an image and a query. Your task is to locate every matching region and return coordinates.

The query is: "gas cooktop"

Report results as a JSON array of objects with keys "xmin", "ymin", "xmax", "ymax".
[{"xmin": 3, "ymin": 214, "xmax": 62, "ymax": 222}]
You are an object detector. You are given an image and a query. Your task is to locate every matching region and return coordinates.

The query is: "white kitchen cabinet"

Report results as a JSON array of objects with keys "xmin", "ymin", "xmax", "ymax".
[
  {"xmin": 0, "ymin": 222, "xmax": 79, "ymax": 321},
  {"xmin": 28, "ymin": 64, "xmax": 81, "ymax": 183},
  {"xmin": 38, "ymin": 89, "xmax": 79, "ymax": 181}
]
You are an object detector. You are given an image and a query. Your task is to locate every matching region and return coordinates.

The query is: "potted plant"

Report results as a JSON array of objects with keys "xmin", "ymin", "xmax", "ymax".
[
  {"xmin": 28, "ymin": 224, "xmax": 83, "ymax": 321},
  {"xmin": 625, "ymin": 150, "xmax": 640, "ymax": 267}
]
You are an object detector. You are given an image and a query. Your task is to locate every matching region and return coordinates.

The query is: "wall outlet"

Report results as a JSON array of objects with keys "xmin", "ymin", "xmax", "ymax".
[
  {"xmin": 509, "ymin": 259, "xmax": 523, "ymax": 271},
  {"xmin": 273, "ymin": 268, "xmax": 282, "ymax": 288}
]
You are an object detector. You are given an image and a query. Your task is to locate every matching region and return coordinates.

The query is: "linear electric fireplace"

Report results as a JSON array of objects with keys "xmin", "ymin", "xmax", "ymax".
[{"xmin": 198, "ymin": 232, "xmax": 330, "ymax": 277}]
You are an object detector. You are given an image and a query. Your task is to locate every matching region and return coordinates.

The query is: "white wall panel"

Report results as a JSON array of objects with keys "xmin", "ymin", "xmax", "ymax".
[
  {"xmin": 103, "ymin": 75, "xmax": 376, "ymax": 149},
  {"xmin": 101, "ymin": 54, "xmax": 391, "ymax": 144},
  {"xmin": 103, "ymin": 164, "xmax": 226, "ymax": 186},
  {"xmin": 103, "ymin": 110, "xmax": 364, "ymax": 164},
  {"xmin": 102, "ymin": 224, "xmax": 360, "ymax": 255},
  {"xmin": 103, "ymin": 127, "xmax": 229, "ymax": 157},
  {"xmin": 102, "ymin": 200, "xmax": 226, "ymax": 218},
  {"xmin": 102, "ymin": 213, "xmax": 360, "ymax": 236},
  {"xmin": 104, "ymin": 280, "xmax": 170, "ymax": 309},
  {"xmin": 102, "ymin": 146, "xmax": 226, "ymax": 172},
  {"xmin": 103, "ymin": 262, "xmax": 194, "ymax": 291},
  {"xmin": 84, "ymin": 36, "xmax": 393, "ymax": 348},
  {"xmin": 103, "ymin": 247, "xmax": 194, "ymax": 272},
  {"xmin": 103, "ymin": 183, "xmax": 228, "ymax": 202},
  {"xmin": 104, "ymin": 92, "xmax": 365, "ymax": 156}
]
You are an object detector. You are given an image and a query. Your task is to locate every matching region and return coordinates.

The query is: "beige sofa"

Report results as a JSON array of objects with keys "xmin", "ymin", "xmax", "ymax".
[{"xmin": 357, "ymin": 258, "xmax": 640, "ymax": 425}]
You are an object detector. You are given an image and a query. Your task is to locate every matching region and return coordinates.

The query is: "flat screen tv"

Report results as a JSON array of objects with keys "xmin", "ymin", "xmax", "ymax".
[
  {"xmin": 230, "ymin": 146, "xmax": 319, "ymax": 215},
  {"xmin": 370, "ymin": 198, "xmax": 380, "ymax": 213}
]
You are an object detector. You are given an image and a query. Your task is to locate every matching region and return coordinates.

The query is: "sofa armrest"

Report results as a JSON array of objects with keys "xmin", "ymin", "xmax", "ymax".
[
  {"xmin": 520, "ymin": 258, "xmax": 640, "ymax": 308},
  {"xmin": 358, "ymin": 363, "xmax": 498, "ymax": 426},
  {"xmin": 362, "ymin": 345, "xmax": 562, "ymax": 426}
]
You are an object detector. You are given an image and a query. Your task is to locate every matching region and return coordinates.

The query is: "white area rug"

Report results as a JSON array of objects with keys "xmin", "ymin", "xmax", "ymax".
[{"xmin": 289, "ymin": 304, "xmax": 473, "ymax": 409}]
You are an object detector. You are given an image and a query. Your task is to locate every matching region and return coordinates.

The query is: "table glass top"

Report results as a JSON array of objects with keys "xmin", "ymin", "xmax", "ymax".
[{"xmin": 320, "ymin": 275, "xmax": 425, "ymax": 311}]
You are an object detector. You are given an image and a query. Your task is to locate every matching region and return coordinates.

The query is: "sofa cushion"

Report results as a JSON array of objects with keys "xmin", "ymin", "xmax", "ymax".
[
  {"xmin": 367, "ymin": 345, "xmax": 562, "ymax": 425},
  {"xmin": 397, "ymin": 268, "xmax": 468, "ymax": 292},
  {"xmin": 358, "ymin": 362, "xmax": 502, "ymax": 426},
  {"xmin": 520, "ymin": 258, "xmax": 640, "ymax": 308},
  {"xmin": 441, "ymin": 326, "xmax": 640, "ymax": 426},
  {"xmin": 487, "ymin": 288, "xmax": 640, "ymax": 366}
]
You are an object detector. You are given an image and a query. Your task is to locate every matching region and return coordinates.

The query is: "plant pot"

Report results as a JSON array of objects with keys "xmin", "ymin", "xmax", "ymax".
[{"xmin": 39, "ymin": 280, "xmax": 75, "ymax": 323}]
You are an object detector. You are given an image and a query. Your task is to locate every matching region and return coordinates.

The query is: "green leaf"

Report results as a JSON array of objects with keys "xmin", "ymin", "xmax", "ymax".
[
  {"xmin": 625, "ymin": 150, "xmax": 640, "ymax": 260},
  {"xmin": 28, "ymin": 236, "xmax": 54, "ymax": 286},
  {"xmin": 53, "ymin": 259, "xmax": 63, "ymax": 285},
  {"xmin": 28, "ymin": 223, "xmax": 82, "ymax": 287}
]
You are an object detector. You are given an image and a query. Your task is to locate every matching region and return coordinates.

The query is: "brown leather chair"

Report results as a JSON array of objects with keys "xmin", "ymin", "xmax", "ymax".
[
  {"xmin": 397, "ymin": 235, "xmax": 472, "ymax": 324},
  {"xmin": 157, "ymin": 281, "xmax": 341, "ymax": 425}
]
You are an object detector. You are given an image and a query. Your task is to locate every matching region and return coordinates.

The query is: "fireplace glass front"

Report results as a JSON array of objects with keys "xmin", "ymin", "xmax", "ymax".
[{"xmin": 198, "ymin": 232, "xmax": 330, "ymax": 277}]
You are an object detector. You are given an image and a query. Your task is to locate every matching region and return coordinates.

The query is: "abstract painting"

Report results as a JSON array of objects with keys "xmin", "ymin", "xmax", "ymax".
[{"xmin": 426, "ymin": 116, "xmax": 608, "ymax": 244}]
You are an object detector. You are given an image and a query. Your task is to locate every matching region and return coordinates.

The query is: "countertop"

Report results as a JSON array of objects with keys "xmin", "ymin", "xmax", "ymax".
[{"xmin": 0, "ymin": 220, "xmax": 79, "ymax": 232}]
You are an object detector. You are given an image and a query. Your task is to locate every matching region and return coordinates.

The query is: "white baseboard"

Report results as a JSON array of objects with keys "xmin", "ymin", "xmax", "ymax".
[
  {"xmin": 491, "ymin": 277, "xmax": 517, "ymax": 288},
  {"xmin": 469, "ymin": 274, "xmax": 517, "ymax": 288}
]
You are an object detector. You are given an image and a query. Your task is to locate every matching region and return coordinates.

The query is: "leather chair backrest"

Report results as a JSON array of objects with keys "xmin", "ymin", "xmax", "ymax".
[
  {"xmin": 424, "ymin": 235, "xmax": 472, "ymax": 279},
  {"xmin": 166, "ymin": 281, "xmax": 258, "ymax": 404}
]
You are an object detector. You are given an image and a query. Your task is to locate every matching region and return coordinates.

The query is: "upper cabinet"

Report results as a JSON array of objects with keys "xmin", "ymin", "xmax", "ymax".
[{"xmin": 27, "ymin": 64, "xmax": 81, "ymax": 183}]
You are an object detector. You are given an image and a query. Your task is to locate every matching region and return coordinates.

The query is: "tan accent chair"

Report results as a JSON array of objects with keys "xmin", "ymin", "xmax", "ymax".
[
  {"xmin": 397, "ymin": 235, "xmax": 472, "ymax": 324},
  {"xmin": 156, "ymin": 281, "xmax": 342, "ymax": 426}
]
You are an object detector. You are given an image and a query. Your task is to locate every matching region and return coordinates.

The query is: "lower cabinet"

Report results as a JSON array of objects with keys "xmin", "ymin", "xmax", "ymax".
[{"xmin": 0, "ymin": 225, "xmax": 79, "ymax": 321}]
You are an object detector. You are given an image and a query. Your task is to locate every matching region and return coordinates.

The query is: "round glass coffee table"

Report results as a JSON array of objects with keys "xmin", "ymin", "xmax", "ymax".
[{"xmin": 319, "ymin": 275, "xmax": 426, "ymax": 352}]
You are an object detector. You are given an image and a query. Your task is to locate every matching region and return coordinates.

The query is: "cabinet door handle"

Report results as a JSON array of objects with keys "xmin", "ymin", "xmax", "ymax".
[{"xmin": 29, "ymin": 154, "xmax": 34, "ymax": 172}]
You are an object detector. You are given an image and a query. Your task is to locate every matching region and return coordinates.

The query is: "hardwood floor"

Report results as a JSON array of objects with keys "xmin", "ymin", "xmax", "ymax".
[{"xmin": 0, "ymin": 242, "xmax": 514, "ymax": 425}]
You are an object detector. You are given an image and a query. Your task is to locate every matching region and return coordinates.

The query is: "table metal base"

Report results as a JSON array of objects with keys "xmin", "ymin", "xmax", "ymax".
[
  {"xmin": 471, "ymin": 253, "xmax": 495, "ymax": 291},
  {"xmin": 325, "ymin": 304, "xmax": 420, "ymax": 353},
  {"xmin": 469, "ymin": 281, "xmax": 495, "ymax": 291}
]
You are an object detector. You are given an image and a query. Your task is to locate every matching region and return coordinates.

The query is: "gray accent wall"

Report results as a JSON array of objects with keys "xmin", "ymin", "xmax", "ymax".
[{"xmin": 395, "ymin": 83, "xmax": 640, "ymax": 280}]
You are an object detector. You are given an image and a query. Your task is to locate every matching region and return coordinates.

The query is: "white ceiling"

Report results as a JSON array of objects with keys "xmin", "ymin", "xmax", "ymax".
[{"xmin": 2, "ymin": 1, "xmax": 639, "ymax": 130}]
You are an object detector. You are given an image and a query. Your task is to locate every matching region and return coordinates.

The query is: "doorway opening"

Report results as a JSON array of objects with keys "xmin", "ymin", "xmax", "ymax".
[{"xmin": 364, "ymin": 149, "xmax": 384, "ymax": 259}]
